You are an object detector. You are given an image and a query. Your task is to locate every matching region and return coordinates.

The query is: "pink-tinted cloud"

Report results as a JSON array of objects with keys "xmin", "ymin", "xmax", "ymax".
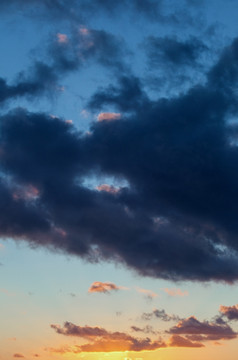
[
  {"xmin": 79, "ymin": 27, "xmax": 90, "ymax": 36},
  {"xmin": 163, "ymin": 288, "xmax": 188, "ymax": 297},
  {"xmin": 97, "ymin": 112, "xmax": 121, "ymax": 122},
  {"xmin": 88, "ymin": 281, "xmax": 126, "ymax": 293},
  {"xmin": 54, "ymin": 227, "xmax": 67, "ymax": 237},
  {"xmin": 220, "ymin": 304, "xmax": 238, "ymax": 321},
  {"xmin": 57, "ymin": 33, "xmax": 68, "ymax": 43},
  {"xmin": 50, "ymin": 322, "xmax": 166, "ymax": 353},
  {"xmin": 135, "ymin": 287, "xmax": 158, "ymax": 299},
  {"xmin": 12, "ymin": 184, "xmax": 40, "ymax": 202},
  {"xmin": 65, "ymin": 119, "xmax": 73, "ymax": 125},
  {"xmin": 168, "ymin": 335, "xmax": 204, "ymax": 348},
  {"xmin": 96, "ymin": 184, "xmax": 120, "ymax": 194}
]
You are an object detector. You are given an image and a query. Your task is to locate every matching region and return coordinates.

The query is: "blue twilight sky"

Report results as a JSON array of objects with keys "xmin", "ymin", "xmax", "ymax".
[{"xmin": 2, "ymin": 1, "xmax": 238, "ymax": 360}]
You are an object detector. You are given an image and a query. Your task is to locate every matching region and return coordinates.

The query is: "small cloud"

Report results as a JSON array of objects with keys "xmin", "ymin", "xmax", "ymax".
[
  {"xmin": 65, "ymin": 119, "xmax": 73, "ymax": 125},
  {"xmin": 88, "ymin": 281, "xmax": 127, "ymax": 294},
  {"xmin": 135, "ymin": 287, "xmax": 158, "ymax": 299},
  {"xmin": 0, "ymin": 243, "xmax": 4, "ymax": 250},
  {"xmin": 163, "ymin": 288, "xmax": 188, "ymax": 297},
  {"xmin": 79, "ymin": 27, "xmax": 90, "ymax": 36},
  {"xmin": 81, "ymin": 109, "xmax": 90, "ymax": 118},
  {"xmin": 50, "ymin": 114, "xmax": 59, "ymax": 119},
  {"xmin": 13, "ymin": 354, "xmax": 24, "ymax": 358},
  {"xmin": 57, "ymin": 33, "xmax": 68, "ymax": 44},
  {"xmin": 96, "ymin": 184, "xmax": 120, "ymax": 194},
  {"xmin": 97, "ymin": 112, "xmax": 121, "ymax": 122}
]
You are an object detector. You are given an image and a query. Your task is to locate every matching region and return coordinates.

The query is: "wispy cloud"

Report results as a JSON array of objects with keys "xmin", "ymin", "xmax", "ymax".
[
  {"xmin": 163, "ymin": 288, "xmax": 189, "ymax": 297},
  {"xmin": 142, "ymin": 309, "xmax": 180, "ymax": 322},
  {"xmin": 135, "ymin": 287, "xmax": 158, "ymax": 300}
]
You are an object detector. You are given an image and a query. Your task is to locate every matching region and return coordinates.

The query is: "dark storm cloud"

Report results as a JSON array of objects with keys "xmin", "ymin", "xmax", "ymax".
[
  {"xmin": 0, "ymin": 28, "xmax": 127, "ymax": 104},
  {"xmin": 2, "ymin": 38, "xmax": 238, "ymax": 282}
]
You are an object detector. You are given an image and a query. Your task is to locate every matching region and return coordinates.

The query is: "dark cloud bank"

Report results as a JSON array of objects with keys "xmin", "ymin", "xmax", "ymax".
[{"xmin": 2, "ymin": 15, "xmax": 238, "ymax": 283}]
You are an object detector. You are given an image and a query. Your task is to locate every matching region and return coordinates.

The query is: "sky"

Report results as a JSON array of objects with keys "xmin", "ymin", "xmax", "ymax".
[{"xmin": 2, "ymin": 0, "xmax": 238, "ymax": 359}]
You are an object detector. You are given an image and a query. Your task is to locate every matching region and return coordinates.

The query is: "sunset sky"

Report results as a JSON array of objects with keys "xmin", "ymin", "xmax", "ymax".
[{"xmin": 1, "ymin": 1, "xmax": 238, "ymax": 359}]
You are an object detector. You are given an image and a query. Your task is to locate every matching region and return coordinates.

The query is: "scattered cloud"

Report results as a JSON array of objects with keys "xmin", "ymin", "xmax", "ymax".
[{"xmin": 88, "ymin": 281, "xmax": 127, "ymax": 294}]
